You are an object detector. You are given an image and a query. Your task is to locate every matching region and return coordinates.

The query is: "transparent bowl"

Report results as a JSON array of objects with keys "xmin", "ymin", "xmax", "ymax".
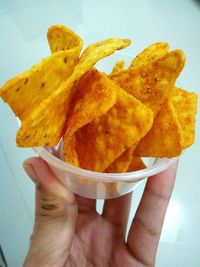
[
  {"xmin": 34, "ymin": 146, "xmax": 178, "ymax": 199},
  {"xmin": 31, "ymin": 52, "xmax": 178, "ymax": 199}
]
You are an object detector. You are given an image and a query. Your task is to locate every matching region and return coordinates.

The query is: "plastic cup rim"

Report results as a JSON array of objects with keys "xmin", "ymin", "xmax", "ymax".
[{"xmin": 33, "ymin": 147, "xmax": 179, "ymax": 183}]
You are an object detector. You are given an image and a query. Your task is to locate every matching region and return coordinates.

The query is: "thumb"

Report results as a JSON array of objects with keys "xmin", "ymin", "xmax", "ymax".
[{"xmin": 23, "ymin": 157, "xmax": 77, "ymax": 267}]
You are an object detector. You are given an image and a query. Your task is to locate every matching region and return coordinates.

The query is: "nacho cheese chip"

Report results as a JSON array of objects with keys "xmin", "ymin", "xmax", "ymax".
[
  {"xmin": 62, "ymin": 69, "xmax": 117, "ymax": 164},
  {"xmin": 16, "ymin": 37, "xmax": 131, "ymax": 147},
  {"xmin": 79, "ymin": 38, "xmax": 130, "ymax": 66},
  {"xmin": 105, "ymin": 146, "xmax": 135, "ymax": 173},
  {"xmin": 0, "ymin": 25, "xmax": 83, "ymax": 121},
  {"xmin": 64, "ymin": 87, "xmax": 153, "ymax": 171},
  {"xmin": 171, "ymin": 87, "xmax": 198, "ymax": 148},
  {"xmin": 0, "ymin": 24, "xmax": 197, "ymax": 172},
  {"xmin": 110, "ymin": 49, "xmax": 186, "ymax": 116},
  {"xmin": 127, "ymin": 157, "xmax": 146, "ymax": 172},
  {"xmin": 47, "ymin": 25, "xmax": 83, "ymax": 53},
  {"xmin": 16, "ymin": 83, "xmax": 73, "ymax": 147},
  {"xmin": 129, "ymin": 42, "xmax": 169, "ymax": 69},
  {"xmin": 135, "ymin": 99, "xmax": 183, "ymax": 158},
  {"xmin": 111, "ymin": 60, "xmax": 125, "ymax": 74},
  {"xmin": 105, "ymin": 144, "xmax": 146, "ymax": 173}
]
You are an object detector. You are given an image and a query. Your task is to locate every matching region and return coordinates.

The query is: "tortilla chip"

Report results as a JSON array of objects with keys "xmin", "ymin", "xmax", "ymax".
[
  {"xmin": 171, "ymin": 87, "xmax": 198, "ymax": 148},
  {"xmin": 111, "ymin": 60, "xmax": 125, "ymax": 74},
  {"xmin": 105, "ymin": 147, "xmax": 135, "ymax": 173},
  {"xmin": 64, "ymin": 87, "xmax": 153, "ymax": 171},
  {"xmin": 66, "ymin": 69, "xmax": 117, "ymax": 134},
  {"xmin": 109, "ymin": 49, "xmax": 185, "ymax": 116},
  {"xmin": 127, "ymin": 157, "xmax": 146, "ymax": 172},
  {"xmin": 47, "ymin": 24, "xmax": 83, "ymax": 53},
  {"xmin": 16, "ymin": 83, "xmax": 73, "ymax": 147},
  {"xmin": 62, "ymin": 69, "xmax": 117, "ymax": 164},
  {"xmin": 64, "ymin": 135, "xmax": 79, "ymax": 167},
  {"xmin": 0, "ymin": 25, "xmax": 83, "ymax": 120},
  {"xmin": 129, "ymin": 42, "xmax": 169, "ymax": 69},
  {"xmin": 105, "ymin": 143, "xmax": 146, "ymax": 173},
  {"xmin": 135, "ymin": 99, "xmax": 184, "ymax": 158},
  {"xmin": 79, "ymin": 38, "xmax": 130, "ymax": 65},
  {"xmin": 16, "ymin": 38, "xmax": 131, "ymax": 147}
]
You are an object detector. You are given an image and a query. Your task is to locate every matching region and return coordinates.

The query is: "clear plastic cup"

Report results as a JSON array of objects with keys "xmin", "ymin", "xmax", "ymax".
[
  {"xmin": 34, "ymin": 146, "xmax": 178, "ymax": 199},
  {"xmin": 31, "ymin": 52, "xmax": 177, "ymax": 199}
]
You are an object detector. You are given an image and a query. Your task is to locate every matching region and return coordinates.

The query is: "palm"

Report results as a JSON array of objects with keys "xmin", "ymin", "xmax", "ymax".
[{"xmin": 68, "ymin": 207, "xmax": 131, "ymax": 267}]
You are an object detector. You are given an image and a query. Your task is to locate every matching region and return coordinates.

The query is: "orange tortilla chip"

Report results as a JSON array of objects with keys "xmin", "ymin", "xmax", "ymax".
[
  {"xmin": 16, "ymin": 83, "xmax": 73, "ymax": 147},
  {"xmin": 63, "ymin": 87, "xmax": 153, "ymax": 171},
  {"xmin": 0, "ymin": 25, "xmax": 83, "ymax": 120},
  {"xmin": 109, "ymin": 49, "xmax": 185, "ymax": 116},
  {"xmin": 62, "ymin": 69, "xmax": 117, "ymax": 165},
  {"xmin": 135, "ymin": 99, "xmax": 183, "ymax": 158},
  {"xmin": 111, "ymin": 60, "xmax": 125, "ymax": 74},
  {"xmin": 127, "ymin": 157, "xmax": 146, "ymax": 172},
  {"xmin": 16, "ymin": 37, "xmax": 131, "ymax": 147},
  {"xmin": 129, "ymin": 42, "xmax": 169, "ymax": 70},
  {"xmin": 171, "ymin": 87, "xmax": 198, "ymax": 148},
  {"xmin": 79, "ymin": 38, "xmax": 130, "ymax": 66},
  {"xmin": 105, "ymin": 147, "xmax": 135, "ymax": 173},
  {"xmin": 105, "ymin": 145, "xmax": 146, "ymax": 173},
  {"xmin": 47, "ymin": 25, "xmax": 83, "ymax": 53}
]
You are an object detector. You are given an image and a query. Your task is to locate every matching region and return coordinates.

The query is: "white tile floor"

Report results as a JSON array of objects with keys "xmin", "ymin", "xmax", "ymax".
[{"xmin": 0, "ymin": 1, "xmax": 200, "ymax": 266}]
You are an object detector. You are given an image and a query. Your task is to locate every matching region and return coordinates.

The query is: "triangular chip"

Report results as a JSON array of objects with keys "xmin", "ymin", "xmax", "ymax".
[
  {"xmin": 63, "ymin": 87, "xmax": 153, "ymax": 171},
  {"xmin": 135, "ymin": 99, "xmax": 184, "ymax": 158},
  {"xmin": 105, "ymin": 144, "xmax": 146, "ymax": 173},
  {"xmin": 105, "ymin": 146, "xmax": 135, "ymax": 173},
  {"xmin": 171, "ymin": 87, "xmax": 198, "ymax": 148},
  {"xmin": 16, "ymin": 37, "xmax": 131, "ymax": 147},
  {"xmin": 0, "ymin": 25, "xmax": 83, "ymax": 120},
  {"xmin": 47, "ymin": 25, "xmax": 83, "ymax": 53},
  {"xmin": 111, "ymin": 60, "xmax": 125, "ymax": 74},
  {"xmin": 63, "ymin": 69, "xmax": 117, "ymax": 164},
  {"xmin": 129, "ymin": 42, "xmax": 169, "ymax": 70},
  {"xmin": 127, "ymin": 157, "xmax": 146, "ymax": 172},
  {"xmin": 79, "ymin": 38, "xmax": 130, "ymax": 66},
  {"xmin": 109, "ymin": 49, "xmax": 185, "ymax": 116}
]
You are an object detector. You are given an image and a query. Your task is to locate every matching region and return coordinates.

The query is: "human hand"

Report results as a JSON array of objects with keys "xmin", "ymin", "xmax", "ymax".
[{"xmin": 23, "ymin": 157, "xmax": 177, "ymax": 267}]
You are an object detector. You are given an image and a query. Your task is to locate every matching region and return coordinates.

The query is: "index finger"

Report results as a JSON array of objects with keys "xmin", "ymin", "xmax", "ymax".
[{"xmin": 127, "ymin": 161, "xmax": 178, "ymax": 266}]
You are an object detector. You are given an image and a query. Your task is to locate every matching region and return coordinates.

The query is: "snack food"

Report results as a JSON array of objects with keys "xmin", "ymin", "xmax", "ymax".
[
  {"xmin": 105, "ymin": 147, "xmax": 135, "ymax": 173},
  {"xmin": 0, "ymin": 25, "xmax": 83, "ymax": 121},
  {"xmin": 135, "ymin": 87, "xmax": 198, "ymax": 157},
  {"xmin": 171, "ymin": 87, "xmax": 198, "ymax": 148},
  {"xmin": 111, "ymin": 60, "xmax": 125, "ymax": 74},
  {"xmin": 63, "ymin": 87, "xmax": 153, "ymax": 171},
  {"xmin": 134, "ymin": 98, "xmax": 183, "ymax": 158},
  {"xmin": 129, "ymin": 42, "xmax": 169, "ymax": 70},
  {"xmin": 16, "ymin": 35, "xmax": 131, "ymax": 146},
  {"xmin": 109, "ymin": 48, "xmax": 186, "ymax": 116},
  {"xmin": 0, "ymin": 25, "xmax": 198, "ymax": 173},
  {"xmin": 62, "ymin": 69, "xmax": 117, "ymax": 167}
]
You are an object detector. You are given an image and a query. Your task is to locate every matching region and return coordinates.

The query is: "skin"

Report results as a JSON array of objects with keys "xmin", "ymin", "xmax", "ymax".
[{"xmin": 23, "ymin": 157, "xmax": 178, "ymax": 267}]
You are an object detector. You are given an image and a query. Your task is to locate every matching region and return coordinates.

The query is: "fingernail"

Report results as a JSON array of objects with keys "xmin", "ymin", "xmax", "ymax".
[{"xmin": 23, "ymin": 162, "xmax": 39, "ymax": 185}]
